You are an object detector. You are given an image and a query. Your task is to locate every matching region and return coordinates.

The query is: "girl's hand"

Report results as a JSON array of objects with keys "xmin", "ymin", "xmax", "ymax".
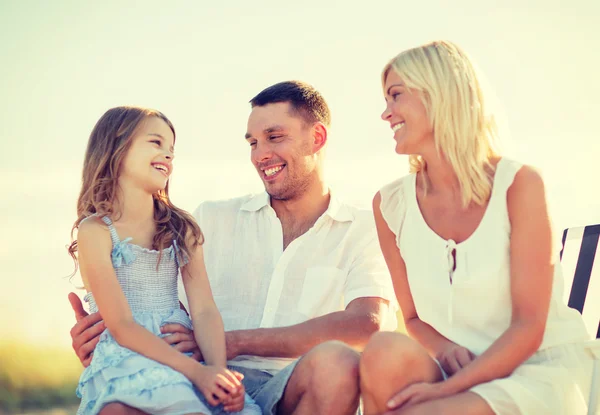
[
  {"xmin": 222, "ymin": 373, "xmax": 246, "ymax": 413},
  {"xmin": 192, "ymin": 365, "xmax": 242, "ymax": 407},
  {"xmin": 386, "ymin": 382, "xmax": 450, "ymax": 411},
  {"xmin": 435, "ymin": 344, "xmax": 475, "ymax": 376}
]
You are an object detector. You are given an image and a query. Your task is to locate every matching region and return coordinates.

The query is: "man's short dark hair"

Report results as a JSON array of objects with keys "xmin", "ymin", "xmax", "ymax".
[{"xmin": 250, "ymin": 81, "xmax": 331, "ymax": 128}]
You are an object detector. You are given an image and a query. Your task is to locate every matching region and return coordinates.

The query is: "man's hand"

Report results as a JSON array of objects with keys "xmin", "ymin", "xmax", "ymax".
[
  {"xmin": 435, "ymin": 344, "xmax": 475, "ymax": 376},
  {"xmin": 68, "ymin": 293, "xmax": 105, "ymax": 367},
  {"xmin": 160, "ymin": 325, "xmax": 243, "ymax": 362},
  {"xmin": 160, "ymin": 323, "xmax": 203, "ymax": 361}
]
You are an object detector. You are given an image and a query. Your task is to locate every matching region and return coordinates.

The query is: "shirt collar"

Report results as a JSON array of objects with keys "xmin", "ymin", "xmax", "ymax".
[{"xmin": 240, "ymin": 190, "xmax": 354, "ymax": 223}]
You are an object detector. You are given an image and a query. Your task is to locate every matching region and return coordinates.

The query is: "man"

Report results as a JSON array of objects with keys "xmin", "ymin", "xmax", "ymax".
[{"xmin": 69, "ymin": 81, "xmax": 397, "ymax": 415}]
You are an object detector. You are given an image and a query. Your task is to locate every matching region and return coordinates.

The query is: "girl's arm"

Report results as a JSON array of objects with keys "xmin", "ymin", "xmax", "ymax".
[
  {"xmin": 77, "ymin": 218, "xmax": 207, "ymax": 381},
  {"xmin": 438, "ymin": 165, "xmax": 554, "ymax": 395},
  {"xmin": 180, "ymin": 239, "xmax": 227, "ymax": 368},
  {"xmin": 373, "ymin": 192, "xmax": 457, "ymax": 357}
]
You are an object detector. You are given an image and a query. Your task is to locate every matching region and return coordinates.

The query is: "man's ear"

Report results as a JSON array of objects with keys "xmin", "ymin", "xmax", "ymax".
[{"xmin": 312, "ymin": 122, "xmax": 328, "ymax": 153}]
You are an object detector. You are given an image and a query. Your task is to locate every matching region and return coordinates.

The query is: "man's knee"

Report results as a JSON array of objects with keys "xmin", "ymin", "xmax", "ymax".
[
  {"xmin": 361, "ymin": 332, "xmax": 424, "ymax": 379},
  {"xmin": 306, "ymin": 341, "xmax": 360, "ymax": 391},
  {"xmin": 360, "ymin": 331, "xmax": 440, "ymax": 394}
]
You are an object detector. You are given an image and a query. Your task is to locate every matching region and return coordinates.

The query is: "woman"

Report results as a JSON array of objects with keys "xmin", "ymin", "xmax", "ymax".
[{"xmin": 359, "ymin": 41, "xmax": 593, "ymax": 415}]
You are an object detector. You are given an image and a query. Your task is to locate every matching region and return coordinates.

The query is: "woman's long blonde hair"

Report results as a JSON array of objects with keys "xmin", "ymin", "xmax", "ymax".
[
  {"xmin": 382, "ymin": 40, "xmax": 501, "ymax": 207},
  {"xmin": 68, "ymin": 106, "xmax": 203, "ymax": 273}
]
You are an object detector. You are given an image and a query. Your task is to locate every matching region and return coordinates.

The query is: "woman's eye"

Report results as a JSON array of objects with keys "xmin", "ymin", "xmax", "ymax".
[{"xmin": 392, "ymin": 93, "xmax": 401, "ymax": 100}]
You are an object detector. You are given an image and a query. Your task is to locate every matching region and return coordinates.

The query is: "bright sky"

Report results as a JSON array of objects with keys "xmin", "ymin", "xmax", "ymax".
[{"xmin": 1, "ymin": 1, "xmax": 599, "ymax": 349}]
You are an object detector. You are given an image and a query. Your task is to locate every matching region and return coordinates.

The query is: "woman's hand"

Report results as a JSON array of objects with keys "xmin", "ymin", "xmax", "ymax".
[
  {"xmin": 386, "ymin": 382, "xmax": 451, "ymax": 412},
  {"xmin": 435, "ymin": 344, "xmax": 475, "ymax": 376}
]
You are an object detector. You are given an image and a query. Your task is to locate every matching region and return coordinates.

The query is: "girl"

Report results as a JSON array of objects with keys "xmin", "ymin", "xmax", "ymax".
[
  {"xmin": 359, "ymin": 41, "xmax": 594, "ymax": 414},
  {"xmin": 68, "ymin": 106, "xmax": 261, "ymax": 415}
]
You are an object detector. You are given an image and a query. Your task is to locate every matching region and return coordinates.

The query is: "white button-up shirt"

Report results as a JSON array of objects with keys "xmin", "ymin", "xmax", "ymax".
[{"xmin": 178, "ymin": 191, "xmax": 397, "ymax": 372}]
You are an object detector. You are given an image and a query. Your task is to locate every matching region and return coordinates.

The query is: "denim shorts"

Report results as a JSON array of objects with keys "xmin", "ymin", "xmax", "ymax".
[{"xmin": 228, "ymin": 361, "xmax": 299, "ymax": 415}]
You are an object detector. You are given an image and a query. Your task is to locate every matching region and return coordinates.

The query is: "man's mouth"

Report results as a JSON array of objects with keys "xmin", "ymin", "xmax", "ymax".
[{"xmin": 265, "ymin": 165, "xmax": 284, "ymax": 177}]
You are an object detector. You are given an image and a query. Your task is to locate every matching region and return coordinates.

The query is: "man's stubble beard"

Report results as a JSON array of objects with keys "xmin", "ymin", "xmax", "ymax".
[{"xmin": 266, "ymin": 169, "xmax": 314, "ymax": 202}]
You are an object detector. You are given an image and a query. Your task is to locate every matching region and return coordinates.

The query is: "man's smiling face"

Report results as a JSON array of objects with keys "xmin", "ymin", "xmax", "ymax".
[{"xmin": 245, "ymin": 102, "xmax": 318, "ymax": 201}]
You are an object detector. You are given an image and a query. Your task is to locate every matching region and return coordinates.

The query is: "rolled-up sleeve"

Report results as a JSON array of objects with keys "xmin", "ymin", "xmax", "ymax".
[{"xmin": 343, "ymin": 212, "xmax": 399, "ymax": 330}]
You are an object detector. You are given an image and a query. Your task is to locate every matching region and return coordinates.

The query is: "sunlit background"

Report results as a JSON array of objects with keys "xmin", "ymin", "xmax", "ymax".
[{"xmin": 1, "ymin": 2, "xmax": 598, "ymax": 406}]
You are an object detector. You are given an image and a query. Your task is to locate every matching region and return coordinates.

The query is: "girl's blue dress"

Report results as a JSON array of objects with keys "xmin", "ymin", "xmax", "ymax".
[{"xmin": 76, "ymin": 216, "xmax": 261, "ymax": 415}]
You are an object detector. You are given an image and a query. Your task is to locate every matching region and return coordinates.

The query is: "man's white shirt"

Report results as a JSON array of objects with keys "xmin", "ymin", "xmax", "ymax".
[{"xmin": 178, "ymin": 191, "xmax": 397, "ymax": 372}]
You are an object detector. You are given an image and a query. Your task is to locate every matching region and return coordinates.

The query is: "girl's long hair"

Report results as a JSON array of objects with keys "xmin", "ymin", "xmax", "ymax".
[
  {"xmin": 68, "ymin": 106, "xmax": 203, "ymax": 274},
  {"xmin": 382, "ymin": 40, "xmax": 501, "ymax": 207}
]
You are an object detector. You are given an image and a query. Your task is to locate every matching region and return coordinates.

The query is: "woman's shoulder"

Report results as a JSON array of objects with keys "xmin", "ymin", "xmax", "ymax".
[
  {"xmin": 375, "ymin": 173, "xmax": 415, "ymax": 237},
  {"xmin": 499, "ymin": 158, "xmax": 544, "ymax": 192},
  {"xmin": 379, "ymin": 174, "xmax": 413, "ymax": 195},
  {"xmin": 378, "ymin": 173, "xmax": 414, "ymax": 209}
]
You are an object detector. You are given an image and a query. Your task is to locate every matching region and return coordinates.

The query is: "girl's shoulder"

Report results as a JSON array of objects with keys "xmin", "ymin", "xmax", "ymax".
[{"xmin": 77, "ymin": 215, "xmax": 112, "ymax": 242}]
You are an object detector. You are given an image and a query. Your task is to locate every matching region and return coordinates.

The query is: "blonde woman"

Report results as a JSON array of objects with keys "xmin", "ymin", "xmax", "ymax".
[{"xmin": 359, "ymin": 41, "xmax": 593, "ymax": 415}]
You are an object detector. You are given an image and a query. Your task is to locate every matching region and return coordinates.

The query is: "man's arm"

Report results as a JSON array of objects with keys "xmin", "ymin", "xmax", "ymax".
[{"xmin": 225, "ymin": 297, "xmax": 389, "ymax": 359}]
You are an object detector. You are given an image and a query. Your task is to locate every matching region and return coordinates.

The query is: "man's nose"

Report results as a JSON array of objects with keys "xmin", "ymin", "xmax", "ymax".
[{"xmin": 253, "ymin": 143, "xmax": 272, "ymax": 163}]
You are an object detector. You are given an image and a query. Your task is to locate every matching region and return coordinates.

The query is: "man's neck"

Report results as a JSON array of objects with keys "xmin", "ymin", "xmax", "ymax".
[{"xmin": 271, "ymin": 181, "xmax": 330, "ymax": 249}]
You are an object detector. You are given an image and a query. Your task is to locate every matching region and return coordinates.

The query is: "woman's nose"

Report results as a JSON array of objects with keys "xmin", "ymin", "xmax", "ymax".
[{"xmin": 381, "ymin": 105, "xmax": 391, "ymax": 121}]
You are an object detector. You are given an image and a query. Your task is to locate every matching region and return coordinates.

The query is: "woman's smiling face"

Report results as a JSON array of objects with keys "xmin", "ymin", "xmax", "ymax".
[{"xmin": 381, "ymin": 69, "xmax": 434, "ymax": 155}]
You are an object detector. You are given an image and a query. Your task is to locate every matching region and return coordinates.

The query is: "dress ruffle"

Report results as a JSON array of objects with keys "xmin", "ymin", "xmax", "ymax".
[{"xmin": 76, "ymin": 309, "xmax": 203, "ymax": 414}]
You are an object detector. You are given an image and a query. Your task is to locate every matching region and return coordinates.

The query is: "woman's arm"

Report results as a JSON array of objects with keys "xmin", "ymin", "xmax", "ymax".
[
  {"xmin": 78, "ymin": 219, "xmax": 206, "ymax": 381},
  {"xmin": 180, "ymin": 240, "xmax": 227, "ymax": 368},
  {"xmin": 439, "ymin": 165, "xmax": 554, "ymax": 395},
  {"xmin": 373, "ymin": 193, "xmax": 460, "ymax": 360}
]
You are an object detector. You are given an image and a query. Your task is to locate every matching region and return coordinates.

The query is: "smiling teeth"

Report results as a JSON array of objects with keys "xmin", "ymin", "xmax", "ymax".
[
  {"xmin": 265, "ymin": 166, "xmax": 283, "ymax": 176},
  {"xmin": 153, "ymin": 164, "xmax": 168, "ymax": 173},
  {"xmin": 392, "ymin": 123, "xmax": 404, "ymax": 132}
]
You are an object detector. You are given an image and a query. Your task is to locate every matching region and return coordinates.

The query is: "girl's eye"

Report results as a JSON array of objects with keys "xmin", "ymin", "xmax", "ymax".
[{"xmin": 150, "ymin": 140, "xmax": 161, "ymax": 145}]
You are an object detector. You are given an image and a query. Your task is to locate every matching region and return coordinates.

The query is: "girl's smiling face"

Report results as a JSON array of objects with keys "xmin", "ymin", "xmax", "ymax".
[{"xmin": 119, "ymin": 116, "xmax": 175, "ymax": 194}]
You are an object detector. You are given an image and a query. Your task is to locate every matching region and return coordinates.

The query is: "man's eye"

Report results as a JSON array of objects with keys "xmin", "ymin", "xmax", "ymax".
[
  {"xmin": 269, "ymin": 135, "xmax": 282, "ymax": 140},
  {"xmin": 249, "ymin": 141, "xmax": 257, "ymax": 147}
]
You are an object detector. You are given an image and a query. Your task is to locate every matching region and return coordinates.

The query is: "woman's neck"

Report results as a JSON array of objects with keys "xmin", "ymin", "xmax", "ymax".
[{"xmin": 420, "ymin": 154, "xmax": 461, "ymax": 197}]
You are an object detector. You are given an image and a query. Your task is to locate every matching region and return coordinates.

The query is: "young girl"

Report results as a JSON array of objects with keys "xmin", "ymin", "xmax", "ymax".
[
  {"xmin": 68, "ymin": 106, "xmax": 261, "ymax": 415},
  {"xmin": 359, "ymin": 41, "xmax": 594, "ymax": 414}
]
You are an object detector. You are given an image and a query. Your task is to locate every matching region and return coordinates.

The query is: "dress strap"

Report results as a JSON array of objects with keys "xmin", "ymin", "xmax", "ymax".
[{"xmin": 100, "ymin": 216, "xmax": 122, "ymax": 247}]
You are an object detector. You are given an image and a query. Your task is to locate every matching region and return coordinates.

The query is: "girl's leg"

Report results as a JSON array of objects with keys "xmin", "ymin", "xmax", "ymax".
[
  {"xmin": 390, "ymin": 392, "xmax": 494, "ymax": 415},
  {"xmin": 359, "ymin": 332, "xmax": 443, "ymax": 415},
  {"xmin": 99, "ymin": 403, "xmax": 148, "ymax": 415}
]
